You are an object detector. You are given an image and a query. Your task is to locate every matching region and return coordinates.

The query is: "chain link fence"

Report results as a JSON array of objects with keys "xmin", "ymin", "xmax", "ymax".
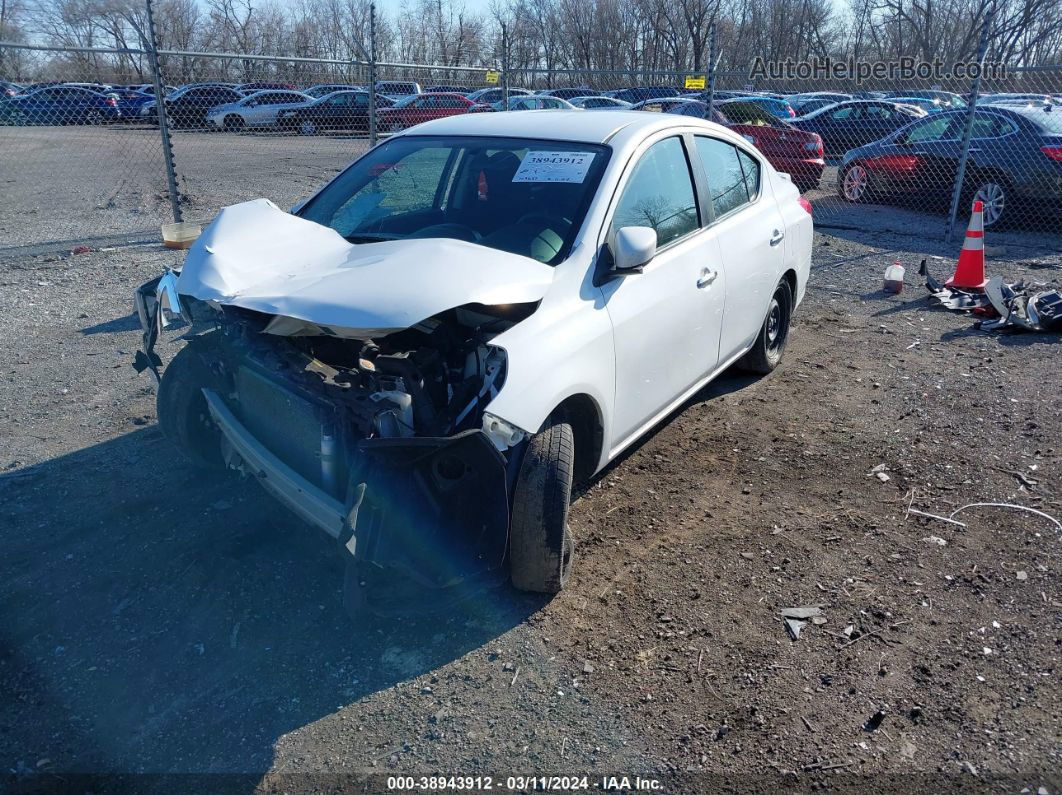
[{"xmin": 2, "ymin": 33, "xmax": 1060, "ymax": 259}]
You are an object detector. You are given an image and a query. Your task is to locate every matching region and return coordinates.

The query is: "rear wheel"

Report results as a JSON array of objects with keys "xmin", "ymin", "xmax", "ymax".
[
  {"xmin": 738, "ymin": 279, "xmax": 793, "ymax": 375},
  {"xmin": 509, "ymin": 418, "xmax": 575, "ymax": 594},
  {"xmin": 838, "ymin": 163, "xmax": 871, "ymax": 202},
  {"xmin": 84, "ymin": 109, "xmax": 104, "ymax": 126},
  {"xmin": 157, "ymin": 337, "xmax": 225, "ymax": 469},
  {"xmin": 223, "ymin": 114, "xmax": 244, "ymax": 132},
  {"xmin": 299, "ymin": 119, "xmax": 318, "ymax": 136},
  {"xmin": 968, "ymin": 176, "xmax": 1009, "ymax": 228}
]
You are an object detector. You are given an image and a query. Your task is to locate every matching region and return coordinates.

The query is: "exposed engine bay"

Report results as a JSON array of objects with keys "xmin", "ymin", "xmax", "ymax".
[{"xmin": 135, "ymin": 273, "xmax": 539, "ymax": 613}]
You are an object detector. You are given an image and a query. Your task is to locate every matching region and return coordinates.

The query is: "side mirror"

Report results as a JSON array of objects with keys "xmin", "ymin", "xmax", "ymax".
[{"xmin": 614, "ymin": 226, "xmax": 657, "ymax": 272}]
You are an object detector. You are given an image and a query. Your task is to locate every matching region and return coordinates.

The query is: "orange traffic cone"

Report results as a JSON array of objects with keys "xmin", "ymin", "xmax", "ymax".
[{"xmin": 945, "ymin": 201, "xmax": 988, "ymax": 289}]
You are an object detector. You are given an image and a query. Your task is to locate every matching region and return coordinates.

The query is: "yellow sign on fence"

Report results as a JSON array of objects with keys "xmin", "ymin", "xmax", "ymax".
[
  {"xmin": 684, "ymin": 75, "xmax": 706, "ymax": 90},
  {"xmin": 485, "ymin": 70, "xmax": 501, "ymax": 85}
]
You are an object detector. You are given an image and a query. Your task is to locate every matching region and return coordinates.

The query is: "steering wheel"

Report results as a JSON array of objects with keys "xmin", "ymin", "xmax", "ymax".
[
  {"xmin": 409, "ymin": 222, "xmax": 481, "ymax": 243},
  {"xmin": 517, "ymin": 212, "xmax": 573, "ymax": 229}
]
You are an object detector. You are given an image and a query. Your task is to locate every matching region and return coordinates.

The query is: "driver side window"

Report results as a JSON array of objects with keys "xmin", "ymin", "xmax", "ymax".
[{"xmin": 610, "ymin": 137, "xmax": 699, "ymax": 248}]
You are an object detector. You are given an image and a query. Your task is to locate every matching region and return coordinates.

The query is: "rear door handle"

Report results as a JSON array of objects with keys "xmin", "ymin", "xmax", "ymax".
[
  {"xmin": 696, "ymin": 269, "xmax": 718, "ymax": 289},
  {"xmin": 770, "ymin": 229, "xmax": 785, "ymax": 246}
]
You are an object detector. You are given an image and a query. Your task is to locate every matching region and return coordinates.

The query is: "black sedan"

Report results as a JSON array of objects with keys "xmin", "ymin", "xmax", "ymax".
[
  {"xmin": 788, "ymin": 100, "xmax": 925, "ymax": 157},
  {"xmin": 150, "ymin": 85, "xmax": 247, "ymax": 127},
  {"xmin": 837, "ymin": 105, "xmax": 1062, "ymax": 227},
  {"xmin": 276, "ymin": 90, "xmax": 394, "ymax": 135}
]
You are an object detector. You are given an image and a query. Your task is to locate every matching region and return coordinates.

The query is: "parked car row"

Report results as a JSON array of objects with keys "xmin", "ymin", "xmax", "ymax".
[{"xmin": 3, "ymin": 77, "xmax": 1058, "ymax": 227}]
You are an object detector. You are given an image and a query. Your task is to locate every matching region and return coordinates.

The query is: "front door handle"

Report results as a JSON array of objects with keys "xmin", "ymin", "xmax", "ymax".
[
  {"xmin": 770, "ymin": 229, "xmax": 785, "ymax": 246},
  {"xmin": 696, "ymin": 269, "xmax": 718, "ymax": 289}
]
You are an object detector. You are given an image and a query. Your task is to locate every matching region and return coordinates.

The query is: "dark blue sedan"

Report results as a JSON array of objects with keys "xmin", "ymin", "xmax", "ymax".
[
  {"xmin": 1, "ymin": 85, "xmax": 122, "ymax": 125},
  {"xmin": 838, "ymin": 105, "xmax": 1062, "ymax": 227},
  {"xmin": 788, "ymin": 100, "xmax": 926, "ymax": 157}
]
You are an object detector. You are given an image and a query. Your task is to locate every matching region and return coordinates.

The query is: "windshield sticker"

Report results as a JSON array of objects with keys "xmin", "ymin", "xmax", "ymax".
[{"xmin": 512, "ymin": 151, "xmax": 595, "ymax": 183}]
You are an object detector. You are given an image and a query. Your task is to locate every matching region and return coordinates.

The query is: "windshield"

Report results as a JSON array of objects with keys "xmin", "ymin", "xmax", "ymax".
[{"xmin": 299, "ymin": 135, "xmax": 610, "ymax": 265}]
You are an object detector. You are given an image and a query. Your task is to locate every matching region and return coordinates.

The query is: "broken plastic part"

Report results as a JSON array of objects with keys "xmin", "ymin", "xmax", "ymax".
[{"xmin": 481, "ymin": 412, "xmax": 528, "ymax": 451}]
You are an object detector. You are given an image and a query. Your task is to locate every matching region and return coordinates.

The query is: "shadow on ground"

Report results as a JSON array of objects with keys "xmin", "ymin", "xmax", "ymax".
[{"xmin": 0, "ymin": 427, "xmax": 541, "ymax": 777}]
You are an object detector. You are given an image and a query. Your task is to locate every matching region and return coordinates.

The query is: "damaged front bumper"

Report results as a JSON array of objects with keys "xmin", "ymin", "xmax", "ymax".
[{"xmin": 204, "ymin": 388, "xmax": 511, "ymax": 590}]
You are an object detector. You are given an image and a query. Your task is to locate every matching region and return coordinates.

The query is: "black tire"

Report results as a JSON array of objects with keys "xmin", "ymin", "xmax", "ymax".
[
  {"xmin": 738, "ymin": 279, "xmax": 793, "ymax": 375},
  {"xmin": 508, "ymin": 418, "xmax": 576, "ymax": 593},
  {"xmin": 156, "ymin": 337, "xmax": 225, "ymax": 468},
  {"xmin": 223, "ymin": 115, "xmax": 244, "ymax": 132}
]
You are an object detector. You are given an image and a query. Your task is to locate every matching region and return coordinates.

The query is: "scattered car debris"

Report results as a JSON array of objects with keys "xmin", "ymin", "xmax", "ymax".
[
  {"xmin": 907, "ymin": 500, "xmax": 1061, "ymax": 532},
  {"xmin": 920, "ymin": 260, "xmax": 1062, "ymax": 333},
  {"xmin": 71, "ymin": 245, "xmax": 91, "ymax": 255},
  {"xmin": 864, "ymin": 707, "xmax": 887, "ymax": 732},
  {"xmin": 781, "ymin": 606, "xmax": 825, "ymax": 640},
  {"xmin": 922, "ymin": 535, "xmax": 948, "ymax": 546}
]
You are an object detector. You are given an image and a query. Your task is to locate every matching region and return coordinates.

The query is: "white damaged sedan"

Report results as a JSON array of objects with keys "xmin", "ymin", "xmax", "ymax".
[{"xmin": 135, "ymin": 110, "xmax": 812, "ymax": 614}]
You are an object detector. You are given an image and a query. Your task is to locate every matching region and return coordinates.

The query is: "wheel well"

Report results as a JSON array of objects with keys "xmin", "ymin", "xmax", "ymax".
[
  {"xmin": 782, "ymin": 268, "xmax": 798, "ymax": 300},
  {"xmin": 554, "ymin": 394, "xmax": 603, "ymax": 485},
  {"xmin": 965, "ymin": 167, "xmax": 1011, "ymax": 189}
]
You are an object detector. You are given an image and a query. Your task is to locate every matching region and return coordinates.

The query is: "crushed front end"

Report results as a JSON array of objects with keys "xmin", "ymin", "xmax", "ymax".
[{"xmin": 136, "ymin": 277, "xmax": 535, "ymax": 615}]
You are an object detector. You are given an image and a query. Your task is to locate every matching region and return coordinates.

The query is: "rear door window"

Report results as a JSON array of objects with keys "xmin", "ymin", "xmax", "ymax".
[
  {"xmin": 694, "ymin": 136, "xmax": 752, "ymax": 217},
  {"xmin": 901, "ymin": 115, "xmax": 955, "ymax": 143}
]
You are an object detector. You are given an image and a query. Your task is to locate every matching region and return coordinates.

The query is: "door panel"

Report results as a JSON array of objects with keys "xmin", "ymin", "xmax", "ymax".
[
  {"xmin": 695, "ymin": 136, "xmax": 785, "ymax": 358},
  {"xmin": 603, "ymin": 136, "xmax": 726, "ymax": 445}
]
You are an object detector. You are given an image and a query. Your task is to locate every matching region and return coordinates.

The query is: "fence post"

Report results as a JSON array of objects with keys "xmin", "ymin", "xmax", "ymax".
[
  {"xmin": 368, "ymin": 1, "xmax": 377, "ymax": 147},
  {"xmin": 945, "ymin": 12, "xmax": 993, "ymax": 244},
  {"xmin": 144, "ymin": 0, "xmax": 182, "ymax": 224},
  {"xmin": 706, "ymin": 21, "xmax": 717, "ymax": 115},
  {"xmin": 501, "ymin": 22, "xmax": 509, "ymax": 108}
]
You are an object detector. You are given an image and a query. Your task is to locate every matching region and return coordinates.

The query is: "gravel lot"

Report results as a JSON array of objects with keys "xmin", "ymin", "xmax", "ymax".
[{"xmin": 1, "ymin": 126, "xmax": 1060, "ymax": 793}]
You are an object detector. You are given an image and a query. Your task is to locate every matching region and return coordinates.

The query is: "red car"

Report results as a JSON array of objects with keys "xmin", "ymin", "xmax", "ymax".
[
  {"xmin": 668, "ymin": 99, "xmax": 825, "ymax": 193},
  {"xmin": 376, "ymin": 93, "xmax": 476, "ymax": 131}
]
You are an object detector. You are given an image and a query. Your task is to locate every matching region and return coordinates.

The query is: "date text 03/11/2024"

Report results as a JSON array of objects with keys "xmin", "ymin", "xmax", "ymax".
[{"xmin": 385, "ymin": 775, "xmax": 664, "ymax": 791}]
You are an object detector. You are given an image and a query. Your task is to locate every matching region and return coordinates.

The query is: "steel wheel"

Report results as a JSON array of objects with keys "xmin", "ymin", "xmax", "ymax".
[
  {"xmin": 972, "ymin": 181, "xmax": 1006, "ymax": 227},
  {"xmin": 840, "ymin": 164, "xmax": 869, "ymax": 202},
  {"xmin": 765, "ymin": 294, "xmax": 787, "ymax": 355}
]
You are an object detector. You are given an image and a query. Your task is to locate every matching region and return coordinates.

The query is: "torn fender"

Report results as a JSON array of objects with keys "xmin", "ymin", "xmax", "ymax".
[
  {"xmin": 346, "ymin": 431, "xmax": 511, "ymax": 589},
  {"xmin": 175, "ymin": 199, "xmax": 556, "ymax": 337}
]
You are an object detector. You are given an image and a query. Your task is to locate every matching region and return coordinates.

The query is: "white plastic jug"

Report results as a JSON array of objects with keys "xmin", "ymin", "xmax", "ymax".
[{"xmin": 884, "ymin": 261, "xmax": 905, "ymax": 294}]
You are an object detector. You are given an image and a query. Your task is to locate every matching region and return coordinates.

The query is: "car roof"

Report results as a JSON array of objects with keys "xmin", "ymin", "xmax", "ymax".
[{"xmin": 393, "ymin": 109, "xmax": 729, "ymax": 145}]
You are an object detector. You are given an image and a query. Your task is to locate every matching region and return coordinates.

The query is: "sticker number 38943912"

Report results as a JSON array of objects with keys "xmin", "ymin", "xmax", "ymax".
[{"xmin": 512, "ymin": 151, "xmax": 595, "ymax": 184}]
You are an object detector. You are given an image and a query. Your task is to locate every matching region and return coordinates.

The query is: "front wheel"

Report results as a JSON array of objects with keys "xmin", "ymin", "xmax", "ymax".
[
  {"xmin": 509, "ymin": 418, "xmax": 576, "ymax": 594},
  {"xmin": 738, "ymin": 279, "xmax": 793, "ymax": 375},
  {"xmin": 156, "ymin": 337, "xmax": 226, "ymax": 469},
  {"xmin": 298, "ymin": 119, "xmax": 318, "ymax": 136}
]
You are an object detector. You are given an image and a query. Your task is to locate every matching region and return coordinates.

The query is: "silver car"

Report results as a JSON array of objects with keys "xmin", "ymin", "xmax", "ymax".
[
  {"xmin": 568, "ymin": 96, "xmax": 632, "ymax": 110},
  {"xmin": 206, "ymin": 90, "xmax": 313, "ymax": 131}
]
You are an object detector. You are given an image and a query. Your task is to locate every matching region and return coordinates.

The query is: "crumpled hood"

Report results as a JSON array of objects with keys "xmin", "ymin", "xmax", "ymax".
[{"xmin": 176, "ymin": 199, "xmax": 555, "ymax": 336}]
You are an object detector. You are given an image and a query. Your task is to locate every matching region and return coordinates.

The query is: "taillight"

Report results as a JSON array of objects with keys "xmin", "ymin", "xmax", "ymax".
[
  {"xmin": 1043, "ymin": 146, "xmax": 1062, "ymax": 162},
  {"xmin": 788, "ymin": 107, "xmax": 796, "ymax": 117},
  {"xmin": 798, "ymin": 197, "xmax": 813, "ymax": 215},
  {"xmin": 106, "ymin": 97, "xmax": 117, "ymax": 106}
]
